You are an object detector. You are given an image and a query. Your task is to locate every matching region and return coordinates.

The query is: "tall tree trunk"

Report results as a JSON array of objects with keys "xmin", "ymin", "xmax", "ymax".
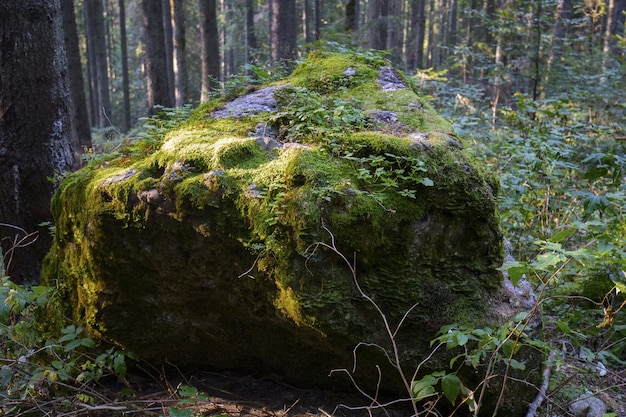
[
  {"xmin": 245, "ymin": 0, "xmax": 257, "ymax": 75},
  {"xmin": 223, "ymin": 0, "xmax": 235, "ymax": 78},
  {"xmin": 84, "ymin": 0, "xmax": 100, "ymax": 127},
  {"xmin": 91, "ymin": 0, "xmax": 112, "ymax": 127},
  {"xmin": 409, "ymin": 0, "xmax": 426, "ymax": 70},
  {"xmin": 345, "ymin": 0, "xmax": 357, "ymax": 32},
  {"xmin": 314, "ymin": 0, "xmax": 322, "ymax": 40},
  {"xmin": 142, "ymin": 0, "xmax": 173, "ymax": 113},
  {"xmin": 386, "ymin": 0, "xmax": 403, "ymax": 62},
  {"xmin": 171, "ymin": 0, "xmax": 188, "ymax": 106},
  {"xmin": 270, "ymin": 0, "xmax": 298, "ymax": 63},
  {"xmin": 303, "ymin": 0, "xmax": 314, "ymax": 43},
  {"xmin": 0, "ymin": 0, "xmax": 75, "ymax": 283},
  {"xmin": 60, "ymin": 0, "xmax": 92, "ymax": 166},
  {"xmin": 199, "ymin": 0, "xmax": 220, "ymax": 102},
  {"xmin": 426, "ymin": 0, "xmax": 436, "ymax": 66},
  {"xmin": 163, "ymin": 0, "xmax": 176, "ymax": 106},
  {"xmin": 119, "ymin": 0, "xmax": 131, "ymax": 131},
  {"xmin": 368, "ymin": 0, "xmax": 388, "ymax": 50}
]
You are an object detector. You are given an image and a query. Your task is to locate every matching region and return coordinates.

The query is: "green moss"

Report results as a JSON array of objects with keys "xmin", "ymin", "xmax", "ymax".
[{"xmin": 289, "ymin": 50, "xmax": 382, "ymax": 93}]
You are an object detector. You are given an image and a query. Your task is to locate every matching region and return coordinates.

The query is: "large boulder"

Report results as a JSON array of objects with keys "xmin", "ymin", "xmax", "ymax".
[{"xmin": 44, "ymin": 50, "xmax": 537, "ymax": 414}]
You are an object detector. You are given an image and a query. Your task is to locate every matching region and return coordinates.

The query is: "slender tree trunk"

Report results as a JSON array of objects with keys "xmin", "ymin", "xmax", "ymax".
[
  {"xmin": 368, "ymin": 0, "xmax": 388, "ymax": 50},
  {"xmin": 303, "ymin": 0, "xmax": 314, "ymax": 43},
  {"xmin": 60, "ymin": 0, "xmax": 92, "ymax": 166},
  {"xmin": 314, "ymin": 0, "xmax": 322, "ymax": 40},
  {"xmin": 223, "ymin": 0, "xmax": 235, "ymax": 78},
  {"xmin": 270, "ymin": 0, "xmax": 298, "ymax": 64},
  {"xmin": 91, "ymin": 0, "xmax": 112, "ymax": 127},
  {"xmin": 413, "ymin": 0, "xmax": 426, "ymax": 69},
  {"xmin": 142, "ymin": 0, "xmax": 173, "ymax": 113},
  {"xmin": 84, "ymin": 0, "xmax": 100, "ymax": 127},
  {"xmin": 119, "ymin": 0, "xmax": 131, "ymax": 131},
  {"xmin": 345, "ymin": 0, "xmax": 357, "ymax": 32},
  {"xmin": 426, "ymin": 0, "xmax": 436, "ymax": 66},
  {"xmin": 199, "ymin": 0, "xmax": 220, "ymax": 102},
  {"xmin": 0, "ymin": 0, "xmax": 75, "ymax": 283},
  {"xmin": 162, "ymin": 0, "xmax": 176, "ymax": 106},
  {"xmin": 171, "ymin": 0, "xmax": 188, "ymax": 106}
]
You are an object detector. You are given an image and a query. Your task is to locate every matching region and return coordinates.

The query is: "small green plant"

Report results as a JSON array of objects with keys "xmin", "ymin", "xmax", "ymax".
[{"xmin": 168, "ymin": 384, "xmax": 211, "ymax": 417}]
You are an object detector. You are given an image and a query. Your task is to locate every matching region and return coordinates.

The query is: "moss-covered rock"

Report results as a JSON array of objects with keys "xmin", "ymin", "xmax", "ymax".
[{"xmin": 43, "ymin": 50, "xmax": 536, "ymax": 415}]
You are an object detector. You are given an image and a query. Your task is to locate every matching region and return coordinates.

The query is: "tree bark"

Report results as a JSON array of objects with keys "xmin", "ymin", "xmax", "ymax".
[
  {"xmin": 368, "ymin": 0, "xmax": 388, "ymax": 50},
  {"xmin": 199, "ymin": 0, "xmax": 220, "ymax": 102},
  {"xmin": 142, "ymin": 0, "xmax": 173, "ymax": 113},
  {"xmin": 119, "ymin": 0, "xmax": 132, "ymax": 131},
  {"xmin": 171, "ymin": 0, "xmax": 188, "ymax": 106},
  {"xmin": 415, "ymin": 0, "xmax": 426, "ymax": 69},
  {"xmin": 246, "ymin": 0, "xmax": 257, "ymax": 68},
  {"xmin": 162, "ymin": 0, "xmax": 176, "ymax": 106},
  {"xmin": 345, "ymin": 0, "xmax": 357, "ymax": 32},
  {"xmin": 0, "ymin": 0, "xmax": 75, "ymax": 283},
  {"xmin": 270, "ymin": 0, "xmax": 298, "ymax": 64},
  {"xmin": 60, "ymin": 0, "xmax": 92, "ymax": 165},
  {"xmin": 83, "ymin": 0, "xmax": 99, "ymax": 127},
  {"xmin": 90, "ymin": 0, "xmax": 112, "ymax": 127},
  {"xmin": 314, "ymin": 0, "xmax": 322, "ymax": 40}
]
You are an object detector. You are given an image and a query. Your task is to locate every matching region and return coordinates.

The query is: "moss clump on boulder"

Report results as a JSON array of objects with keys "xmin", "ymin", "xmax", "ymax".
[{"xmin": 43, "ymin": 50, "xmax": 536, "ymax": 415}]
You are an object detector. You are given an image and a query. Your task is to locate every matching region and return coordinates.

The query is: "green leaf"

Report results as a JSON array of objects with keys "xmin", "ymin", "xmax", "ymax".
[
  {"xmin": 420, "ymin": 177, "xmax": 434, "ymax": 187},
  {"xmin": 114, "ymin": 355, "xmax": 127, "ymax": 379},
  {"xmin": 549, "ymin": 228, "xmax": 576, "ymax": 243},
  {"xmin": 64, "ymin": 339, "xmax": 82, "ymax": 351},
  {"xmin": 178, "ymin": 385, "xmax": 198, "ymax": 398},
  {"xmin": 441, "ymin": 374, "xmax": 461, "ymax": 404},
  {"xmin": 454, "ymin": 332, "xmax": 469, "ymax": 347},
  {"xmin": 534, "ymin": 251, "xmax": 566, "ymax": 271},
  {"xmin": 169, "ymin": 408, "xmax": 194, "ymax": 417},
  {"xmin": 583, "ymin": 166, "xmax": 608, "ymax": 181},
  {"xmin": 412, "ymin": 374, "xmax": 439, "ymax": 401},
  {"xmin": 498, "ymin": 261, "xmax": 528, "ymax": 286},
  {"xmin": 507, "ymin": 358, "xmax": 526, "ymax": 370}
]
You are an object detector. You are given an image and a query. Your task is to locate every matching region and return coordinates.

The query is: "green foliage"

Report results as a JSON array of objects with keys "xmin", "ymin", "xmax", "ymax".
[
  {"xmin": 0, "ymin": 276, "xmax": 135, "ymax": 415},
  {"xmin": 269, "ymin": 85, "xmax": 367, "ymax": 142},
  {"xmin": 168, "ymin": 384, "xmax": 211, "ymax": 417},
  {"xmin": 84, "ymin": 105, "xmax": 194, "ymax": 165}
]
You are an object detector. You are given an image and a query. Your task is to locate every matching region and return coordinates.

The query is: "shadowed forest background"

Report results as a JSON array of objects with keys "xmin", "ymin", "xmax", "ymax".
[{"xmin": 0, "ymin": 0, "xmax": 625, "ymax": 415}]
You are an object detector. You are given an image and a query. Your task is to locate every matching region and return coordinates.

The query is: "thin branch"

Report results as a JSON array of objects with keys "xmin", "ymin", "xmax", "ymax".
[{"xmin": 525, "ymin": 352, "xmax": 556, "ymax": 417}]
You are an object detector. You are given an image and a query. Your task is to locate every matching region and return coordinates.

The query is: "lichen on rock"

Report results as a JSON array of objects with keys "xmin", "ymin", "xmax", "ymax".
[{"xmin": 43, "ymin": 49, "xmax": 537, "ymax": 415}]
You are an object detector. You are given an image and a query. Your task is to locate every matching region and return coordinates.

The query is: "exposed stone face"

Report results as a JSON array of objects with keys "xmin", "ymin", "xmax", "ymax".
[{"xmin": 43, "ymin": 50, "xmax": 537, "ymax": 415}]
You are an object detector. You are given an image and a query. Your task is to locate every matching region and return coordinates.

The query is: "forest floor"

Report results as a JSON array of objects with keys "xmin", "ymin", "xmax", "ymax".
[
  {"xmin": 113, "ymin": 360, "xmax": 626, "ymax": 417},
  {"xmin": 122, "ymin": 369, "xmax": 411, "ymax": 417}
]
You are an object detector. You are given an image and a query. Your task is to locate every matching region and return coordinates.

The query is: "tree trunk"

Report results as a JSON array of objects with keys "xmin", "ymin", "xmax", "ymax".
[
  {"xmin": 142, "ymin": 0, "xmax": 173, "ymax": 113},
  {"xmin": 119, "ymin": 0, "xmax": 132, "ymax": 131},
  {"xmin": 345, "ymin": 0, "xmax": 357, "ymax": 32},
  {"xmin": 60, "ymin": 0, "xmax": 92, "ymax": 166},
  {"xmin": 0, "ymin": 0, "xmax": 75, "ymax": 283},
  {"xmin": 171, "ymin": 0, "xmax": 188, "ymax": 106},
  {"xmin": 415, "ymin": 0, "xmax": 426, "ymax": 69},
  {"xmin": 223, "ymin": 0, "xmax": 235, "ymax": 78},
  {"xmin": 163, "ymin": 0, "xmax": 176, "ymax": 106},
  {"xmin": 368, "ymin": 0, "xmax": 388, "ymax": 50},
  {"xmin": 246, "ymin": 0, "xmax": 257, "ymax": 52},
  {"xmin": 91, "ymin": 0, "xmax": 112, "ymax": 127},
  {"xmin": 314, "ymin": 0, "xmax": 322, "ymax": 40},
  {"xmin": 269, "ymin": 0, "xmax": 298, "ymax": 64},
  {"xmin": 84, "ymin": 0, "xmax": 99, "ymax": 127},
  {"xmin": 199, "ymin": 0, "xmax": 220, "ymax": 102}
]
